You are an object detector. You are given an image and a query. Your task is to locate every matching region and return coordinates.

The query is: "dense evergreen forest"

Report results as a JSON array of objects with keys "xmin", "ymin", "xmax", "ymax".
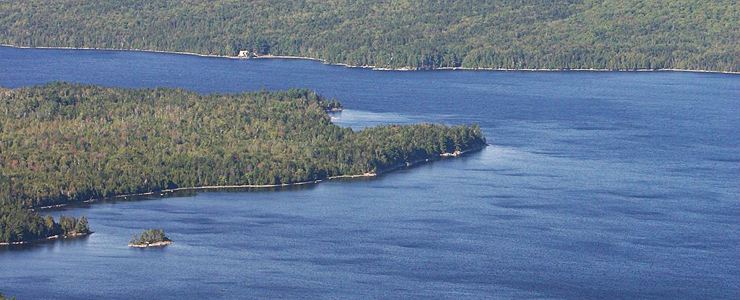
[
  {"xmin": 0, "ymin": 83, "xmax": 485, "ymax": 239},
  {"xmin": 0, "ymin": 198, "xmax": 90, "ymax": 244},
  {"xmin": 130, "ymin": 229, "xmax": 171, "ymax": 246},
  {"xmin": 0, "ymin": 0, "xmax": 737, "ymax": 71}
]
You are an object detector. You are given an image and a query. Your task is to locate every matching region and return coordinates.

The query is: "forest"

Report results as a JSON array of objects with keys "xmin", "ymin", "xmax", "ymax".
[
  {"xmin": 0, "ymin": 83, "xmax": 485, "ymax": 242},
  {"xmin": 0, "ymin": 0, "xmax": 737, "ymax": 72},
  {"xmin": 0, "ymin": 199, "xmax": 90, "ymax": 244},
  {"xmin": 130, "ymin": 229, "xmax": 171, "ymax": 246}
]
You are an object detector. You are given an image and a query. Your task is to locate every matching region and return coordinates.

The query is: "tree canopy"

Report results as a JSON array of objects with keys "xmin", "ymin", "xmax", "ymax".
[
  {"xmin": 0, "ymin": 82, "xmax": 486, "ymax": 210},
  {"xmin": 0, "ymin": 83, "xmax": 484, "ymax": 243},
  {"xmin": 130, "ymin": 229, "xmax": 170, "ymax": 245},
  {"xmin": 0, "ymin": 199, "xmax": 90, "ymax": 244},
  {"xmin": 0, "ymin": 0, "xmax": 737, "ymax": 71}
]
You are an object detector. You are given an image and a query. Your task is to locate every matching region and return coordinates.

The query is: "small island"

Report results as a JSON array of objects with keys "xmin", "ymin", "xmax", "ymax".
[{"xmin": 129, "ymin": 229, "xmax": 172, "ymax": 248}]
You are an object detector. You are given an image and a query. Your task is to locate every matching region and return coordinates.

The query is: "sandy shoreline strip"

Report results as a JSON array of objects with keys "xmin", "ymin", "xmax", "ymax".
[
  {"xmin": 32, "ymin": 145, "xmax": 486, "ymax": 211},
  {"xmin": 32, "ymin": 173, "xmax": 380, "ymax": 211},
  {"xmin": 1, "ymin": 44, "xmax": 738, "ymax": 75},
  {"xmin": 0, "ymin": 232, "xmax": 91, "ymax": 246}
]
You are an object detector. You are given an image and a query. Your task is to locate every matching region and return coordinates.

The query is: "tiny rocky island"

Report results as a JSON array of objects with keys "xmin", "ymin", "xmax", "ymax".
[{"xmin": 129, "ymin": 229, "xmax": 172, "ymax": 248}]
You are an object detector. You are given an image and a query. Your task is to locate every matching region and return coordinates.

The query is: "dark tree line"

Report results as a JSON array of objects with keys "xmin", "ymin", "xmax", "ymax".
[
  {"xmin": 0, "ymin": 83, "xmax": 486, "ymax": 242},
  {"xmin": 0, "ymin": 0, "xmax": 737, "ymax": 72},
  {"xmin": 0, "ymin": 195, "xmax": 90, "ymax": 244},
  {"xmin": 131, "ymin": 229, "xmax": 170, "ymax": 245}
]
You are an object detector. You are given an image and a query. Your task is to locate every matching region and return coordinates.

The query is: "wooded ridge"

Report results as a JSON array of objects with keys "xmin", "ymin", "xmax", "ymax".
[
  {"xmin": 0, "ymin": 0, "xmax": 737, "ymax": 72},
  {"xmin": 0, "ymin": 83, "xmax": 486, "ymax": 243}
]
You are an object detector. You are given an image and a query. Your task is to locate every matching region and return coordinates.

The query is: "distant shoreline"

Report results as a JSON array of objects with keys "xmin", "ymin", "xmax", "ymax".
[
  {"xmin": 33, "ymin": 145, "xmax": 486, "ymax": 211},
  {"xmin": 0, "ymin": 231, "xmax": 91, "ymax": 246},
  {"xmin": 2, "ymin": 44, "xmax": 738, "ymax": 75}
]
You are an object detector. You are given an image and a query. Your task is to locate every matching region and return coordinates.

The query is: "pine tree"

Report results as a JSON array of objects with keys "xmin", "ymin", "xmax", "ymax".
[{"xmin": 75, "ymin": 216, "xmax": 89, "ymax": 233}]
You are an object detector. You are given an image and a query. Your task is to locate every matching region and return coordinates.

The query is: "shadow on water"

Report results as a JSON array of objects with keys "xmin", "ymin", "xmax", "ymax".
[
  {"xmin": 38, "ymin": 181, "xmax": 322, "ymax": 212},
  {"xmin": 39, "ymin": 148, "xmax": 486, "ymax": 213},
  {"xmin": 0, "ymin": 234, "xmax": 91, "ymax": 253}
]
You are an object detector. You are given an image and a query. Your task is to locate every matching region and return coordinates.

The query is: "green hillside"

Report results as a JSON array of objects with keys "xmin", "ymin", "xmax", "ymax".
[
  {"xmin": 0, "ymin": 0, "xmax": 737, "ymax": 71},
  {"xmin": 0, "ymin": 83, "xmax": 485, "ymax": 209},
  {"xmin": 0, "ymin": 82, "xmax": 485, "ymax": 243}
]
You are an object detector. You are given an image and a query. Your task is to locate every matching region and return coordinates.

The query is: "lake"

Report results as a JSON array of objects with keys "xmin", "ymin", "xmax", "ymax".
[{"xmin": 0, "ymin": 46, "xmax": 738, "ymax": 299}]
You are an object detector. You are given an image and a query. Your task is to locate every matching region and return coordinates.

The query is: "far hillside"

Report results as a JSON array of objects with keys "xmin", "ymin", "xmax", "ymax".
[{"xmin": 0, "ymin": 0, "xmax": 737, "ymax": 71}]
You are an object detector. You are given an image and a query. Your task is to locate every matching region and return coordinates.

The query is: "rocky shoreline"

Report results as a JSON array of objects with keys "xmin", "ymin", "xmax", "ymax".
[
  {"xmin": 0, "ymin": 231, "xmax": 91, "ymax": 246},
  {"xmin": 128, "ymin": 240, "xmax": 173, "ymax": 248}
]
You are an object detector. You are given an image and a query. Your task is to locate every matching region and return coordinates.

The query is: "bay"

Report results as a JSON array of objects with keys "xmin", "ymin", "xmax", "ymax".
[{"xmin": 0, "ymin": 46, "xmax": 738, "ymax": 299}]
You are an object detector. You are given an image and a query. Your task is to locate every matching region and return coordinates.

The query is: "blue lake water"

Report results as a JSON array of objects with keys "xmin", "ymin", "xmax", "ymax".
[{"xmin": 0, "ymin": 46, "xmax": 738, "ymax": 299}]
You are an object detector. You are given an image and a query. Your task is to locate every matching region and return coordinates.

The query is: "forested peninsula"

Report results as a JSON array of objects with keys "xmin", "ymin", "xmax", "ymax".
[
  {"xmin": 0, "ymin": 0, "xmax": 738, "ymax": 72},
  {"xmin": 0, "ymin": 83, "xmax": 486, "ymax": 243}
]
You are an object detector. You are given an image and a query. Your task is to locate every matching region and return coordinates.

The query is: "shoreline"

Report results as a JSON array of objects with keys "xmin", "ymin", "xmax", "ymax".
[
  {"xmin": 33, "ymin": 145, "xmax": 486, "ymax": 211},
  {"xmin": 129, "ymin": 240, "xmax": 172, "ymax": 248},
  {"xmin": 0, "ymin": 231, "xmax": 91, "ymax": 246},
  {"xmin": 32, "ymin": 179, "xmax": 333, "ymax": 210},
  {"xmin": 1, "ymin": 44, "xmax": 738, "ymax": 75}
]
